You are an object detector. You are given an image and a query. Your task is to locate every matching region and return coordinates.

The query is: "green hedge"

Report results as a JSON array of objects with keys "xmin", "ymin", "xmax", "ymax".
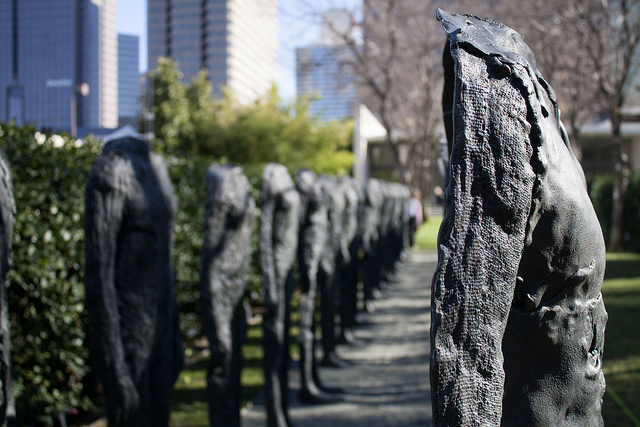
[
  {"xmin": 589, "ymin": 172, "xmax": 640, "ymax": 252},
  {"xmin": 0, "ymin": 123, "xmax": 101, "ymax": 424}
]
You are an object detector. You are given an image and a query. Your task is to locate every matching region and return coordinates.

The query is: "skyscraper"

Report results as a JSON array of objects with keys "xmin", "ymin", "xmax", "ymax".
[
  {"xmin": 296, "ymin": 10, "xmax": 359, "ymax": 122},
  {"xmin": 118, "ymin": 34, "xmax": 141, "ymax": 127},
  {"xmin": 0, "ymin": 0, "xmax": 118, "ymax": 131},
  {"xmin": 148, "ymin": 0, "xmax": 278, "ymax": 104}
]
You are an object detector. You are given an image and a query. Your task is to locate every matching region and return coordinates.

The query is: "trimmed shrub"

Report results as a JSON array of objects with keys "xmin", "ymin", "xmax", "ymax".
[
  {"xmin": 588, "ymin": 172, "xmax": 640, "ymax": 252},
  {"xmin": 588, "ymin": 174, "xmax": 614, "ymax": 245},
  {"xmin": 623, "ymin": 171, "xmax": 640, "ymax": 252},
  {"xmin": 0, "ymin": 123, "xmax": 101, "ymax": 424}
]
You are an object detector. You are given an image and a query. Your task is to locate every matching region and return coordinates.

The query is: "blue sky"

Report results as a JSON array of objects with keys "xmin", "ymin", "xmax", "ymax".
[{"xmin": 116, "ymin": 0, "xmax": 361, "ymax": 101}]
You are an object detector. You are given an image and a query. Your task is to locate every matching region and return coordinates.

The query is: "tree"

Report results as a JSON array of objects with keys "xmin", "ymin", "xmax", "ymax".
[
  {"xmin": 292, "ymin": 0, "xmax": 494, "ymax": 205},
  {"xmin": 202, "ymin": 88, "xmax": 354, "ymax": 175},
  {"xmin": 184, "ymin": 69, "xmax": 216, "ymax": 155},
  {"xmin": 562, "ymin": 0, "xmax": 640, "ymax": 251},
  {"xmin": 150, "ymin": 57, "xmax": 193, "ymax": 154},
  {"xmin": 299, "ymin": 0, "xmax": 448, "ymax": 205},
  {"xmin": 485, "ymin": 0, "xmax": 607, "ymax": 157},
  {"xmin": 148, "ymin": 56, "xmax": 354, "ymax": 175}
]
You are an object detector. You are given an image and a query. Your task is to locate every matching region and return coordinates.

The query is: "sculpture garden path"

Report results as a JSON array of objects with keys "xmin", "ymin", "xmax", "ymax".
[{"xmin": 242, "ymin": 250, "xmax": 435, "ymax": 427}]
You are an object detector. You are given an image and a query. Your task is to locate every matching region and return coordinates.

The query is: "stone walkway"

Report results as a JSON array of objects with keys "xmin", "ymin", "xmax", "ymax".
[{"xmin": 242, "ymin": 250, "xmax": 437, "ymax": 427}]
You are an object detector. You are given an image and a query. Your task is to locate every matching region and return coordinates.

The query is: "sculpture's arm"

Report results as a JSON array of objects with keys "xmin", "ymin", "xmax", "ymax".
[
  {"xmin": 84, "ymin": 155, "xmax": 139, "ymax": 423},
  {"xmin": 430, "ymin": 47, "xmax": 535, "ymax": 426}
]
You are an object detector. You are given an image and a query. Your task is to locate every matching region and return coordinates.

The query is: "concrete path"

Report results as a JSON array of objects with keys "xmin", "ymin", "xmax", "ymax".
[{"xmin": 242, "ymin": 250, "xmax": 437, "ymax": 427}]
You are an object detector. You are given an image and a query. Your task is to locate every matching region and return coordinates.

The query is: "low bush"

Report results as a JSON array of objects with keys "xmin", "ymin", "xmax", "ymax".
[
  {"xmin": 588, "ymin": 172, "xmax": 640, "ymax": 252},
  {"xmin": 0, "ymin": 123, "xmax": 101, "ymax": 424}
]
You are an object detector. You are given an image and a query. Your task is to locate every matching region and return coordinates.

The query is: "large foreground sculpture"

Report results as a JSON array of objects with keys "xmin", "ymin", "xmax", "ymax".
[
  {"xmin": 431, "ymin": 10, "xmax": 607, "ymax": 426},
  {"xmin": 85, "ymin": 136, "xmax": 184, "ymax": 426},
  {"xmin": 200, "ymin": 164, "xmax": 255, "ymax": 427}
]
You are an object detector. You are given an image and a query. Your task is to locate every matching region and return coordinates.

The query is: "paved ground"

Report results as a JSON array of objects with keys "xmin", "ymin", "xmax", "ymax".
[{"xmin": 242, "ymin": 250, "xmax": 437, "ymax": 427}]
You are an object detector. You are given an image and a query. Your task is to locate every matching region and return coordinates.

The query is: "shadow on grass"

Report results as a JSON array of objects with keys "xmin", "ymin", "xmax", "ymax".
[
  {"xmin": 605, "ymin": 253, "xmax": 640, "ymax": 280},
  {"xmin": 601, "ymin": 252, "xmax": 640, "ymax": 426}
]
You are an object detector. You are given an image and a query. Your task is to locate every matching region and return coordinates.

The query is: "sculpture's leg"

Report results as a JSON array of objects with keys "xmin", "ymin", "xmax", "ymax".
[
  {"xmin": 280, "ymin": 272, "xmax": 296, "ymax": 422},
  {"xmin": 298, "ymin": 287, "xmax": 318, "ymax": 399},
  {"xmin": 320, "ymin": 260, "xmax": 347, "ymax": 367},
  {"xmin": 206, "ymin": 350, "xmax": 229, "ymax": 427},
  {"xmin": 229, "ymin": 301, "xmax": 247, "ymax": 427},
  {"xmin": 263, "ymin": 303, "xmax": 286, "ymax": 427},
  {"xmin": 205, "ymin": 301, "xmax": 246, "ymax": 427},
  {"xmin": 339, "ymin": 240, "xmax": 359, "ymax": 343}
]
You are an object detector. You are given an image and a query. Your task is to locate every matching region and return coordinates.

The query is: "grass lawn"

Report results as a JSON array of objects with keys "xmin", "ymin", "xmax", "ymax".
[
  {"xmin": 170, "ymin": 304, "xmax": 300, "ymax": 426},
  {"xmin": 170, "ymin": 321, "xmax": 267, "ymax": 427},
  {"xmin": 170, "ymin": 322, "xmax": 266, "ymax": 427},
  {"xmin": 601, "ymin": 252, "xmax": 640, "ymax": 426},
  {"xmin": 414, "ymin": 215, "xmax": 442, "ymax": 252}
]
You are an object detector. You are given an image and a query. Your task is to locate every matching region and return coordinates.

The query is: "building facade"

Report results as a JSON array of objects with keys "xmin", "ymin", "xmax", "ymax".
[
  {"xmin": 148, "ymin": 0, "xmax": 278, "ymax": 104},
  {"xmin": 296, "ymin": 10, "xmax": 359, "ymax": 122},
  {"xmin": 118, "ymin": 34, "xmax": 141, "ymax": 127},
  {"xmin": 0, "ymin": 0, "xmax": 118, "ymax": 131},
  {"xmin": 296, "ymin": 44, "xmax": 358, "ymax": 122}
]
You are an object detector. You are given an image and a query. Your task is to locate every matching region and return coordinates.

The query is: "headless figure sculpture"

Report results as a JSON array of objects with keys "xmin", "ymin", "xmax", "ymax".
[
  {"xmin": 338, "ymin": 176, "xmax": 361, "ymax": 344},
  {"xmin": 0, "ymin": 148, "xmax": 15, "ymax": 427},
  {"xmin": 318, "ymin": 176, "xmax": 349, "ymax": 368},
  {"xmin": 260, "ymin": 163, "xmax": 301, "ymax": 427},
  {"xmin": 431, "ymin": 10, "xmax": 607, "ymax": 426},
  {"xmin": 295, "ymin": 169, "xmax": 341, "ymax": 404},
  {"xmin": 85, "ymin": 136, "xmax": 184, "ymax": 427},
  {"xmin": 200, "ymin": 164, "xmax": 255, "ymax": 427},
  {"xmin": 361, "ymin": 179, "xmax": 382, "ymax": 313}
]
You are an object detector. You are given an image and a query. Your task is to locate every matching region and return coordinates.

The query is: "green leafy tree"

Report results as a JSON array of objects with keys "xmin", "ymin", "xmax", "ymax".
[
  {"xmin": 203, "ymin": 88, "xmax": 353, "ymax": 175},
  {"xmin": 151, "ymin": 57, "xmax": 193, "ymax": 154},
  {"xmin": 183, "ymin": 69, "xmax": 217, "ymax": 156}
]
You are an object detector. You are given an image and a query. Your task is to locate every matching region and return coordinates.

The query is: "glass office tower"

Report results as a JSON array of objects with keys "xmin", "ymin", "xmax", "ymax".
[
  {"xmin": 296, "ymin": 44, "xmax": 358, "ymax": 122},
  {"xmin": 118, "ymin": 34, "xmax": 141, "ymax": 127},
  {"xmin": 148, "ymin": 0, "xmax": 278, "ymax": 104},
  {"xmin": 295, "ymin": 10, "xmax": 359, "ymax": 122},
  {"xmin": 0, "ymin": 0, "xmax": 117, "ymax": 131}
]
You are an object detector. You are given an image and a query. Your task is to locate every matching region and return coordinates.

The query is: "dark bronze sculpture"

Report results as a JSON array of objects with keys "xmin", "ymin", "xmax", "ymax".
[
  {"xmin": 0, "ymin": 149, "xmax": 15, "ymax": 427},
  {"xmin": 361, "ymin": 178, "xmax": 382, "ymax": 313},
  {"xmin": 318, "ymin": 175, "xmax": 348, "ymax": 368},
  {"xmin": 432, "ymin": 10, "xmax": 607, "ymax": 426},
  {"xmin": 338, "ymin": 176, "xmax": 361, "ymax": 344},
  {"xmin": 295, "ymin": 169, "xmax": 339, "ymax": 404},
  {"xmin": 200, "ymin": 163, "xmax": 255, "ymax": 427},
  {"xmin": 84, "ymin": 136, "xmax": 184, "ymax": 427},
  {"xmin": 260, "ymin": 163, "xmax": 301, "ymax": 427}
]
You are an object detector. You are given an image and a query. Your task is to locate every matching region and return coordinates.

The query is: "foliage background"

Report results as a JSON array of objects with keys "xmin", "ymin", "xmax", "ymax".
[{"xmin": 589, "ymin": 172, "xmax": 640, "ymax": 252}]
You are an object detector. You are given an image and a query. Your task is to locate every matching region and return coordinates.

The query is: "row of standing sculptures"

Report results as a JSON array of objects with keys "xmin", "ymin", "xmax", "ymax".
[{"xmin": 82, "ymin": 136, "xmax": 412, "ymax": 427}]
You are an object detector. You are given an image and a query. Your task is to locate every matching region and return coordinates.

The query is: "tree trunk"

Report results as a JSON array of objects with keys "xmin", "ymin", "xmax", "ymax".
[{"xmin": 609, "ymin": 110, "xmax": 629, "ymax": 251}]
